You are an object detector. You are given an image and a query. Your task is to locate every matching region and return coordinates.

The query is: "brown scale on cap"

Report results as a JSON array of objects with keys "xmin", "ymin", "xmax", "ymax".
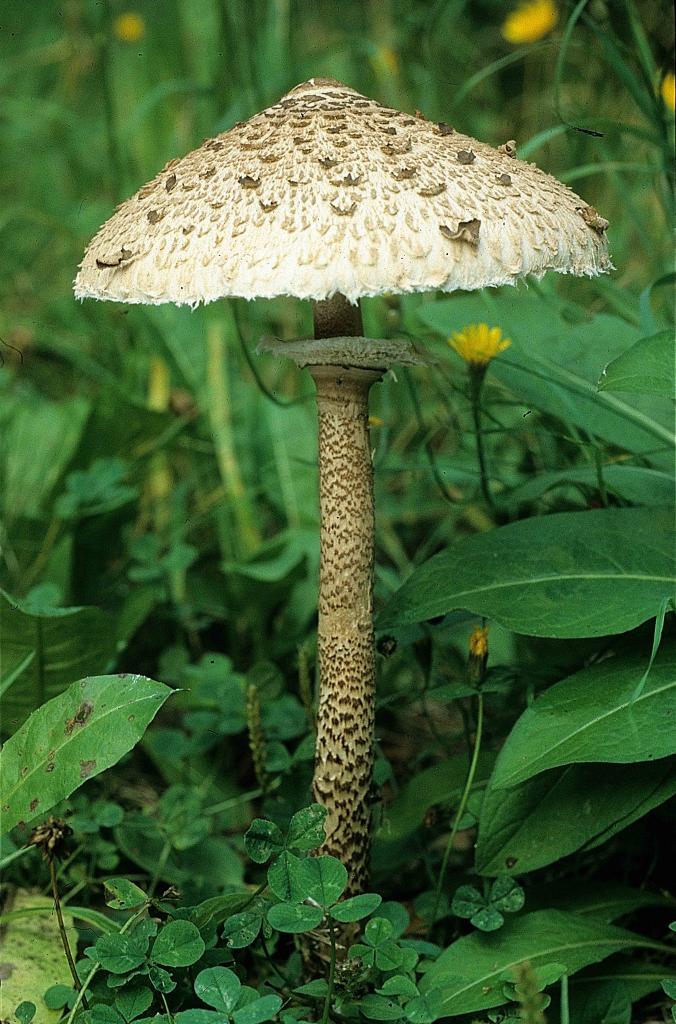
[{"xmin": 75, "ymin": 78, "xmax": 610, "ymax": 306}]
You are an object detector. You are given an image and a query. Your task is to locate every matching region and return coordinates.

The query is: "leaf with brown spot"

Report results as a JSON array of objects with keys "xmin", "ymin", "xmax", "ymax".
[{"xmin": 0, "ymin": 675, "xmax": 171, "ymax": 834}]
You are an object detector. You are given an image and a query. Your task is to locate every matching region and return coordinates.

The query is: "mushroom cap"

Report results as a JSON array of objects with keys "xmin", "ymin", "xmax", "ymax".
[{"xmin": 74, "ymin": 78, "xmax": 610, "ymax": 306}]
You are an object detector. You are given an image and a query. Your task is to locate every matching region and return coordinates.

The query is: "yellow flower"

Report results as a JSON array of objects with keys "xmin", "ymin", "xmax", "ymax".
[
  {"xmin": 661, "ymin": 71, "xmax": 675, "ymax": 112},
  {"xmin": 502, "ymin": 0, "xmax": 558, "ymax": 45},
  {"xmin": 114, "ymin": 12, "xmax": 145, "ymax": 43},
  {"xmin": 448, "ymin": 323, "xmax": 511, "ymax": 367}
]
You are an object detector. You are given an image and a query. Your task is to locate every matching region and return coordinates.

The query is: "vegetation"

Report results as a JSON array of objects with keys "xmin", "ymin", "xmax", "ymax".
[{"xmin": 1, "ymin": 1, "xmax": 674, "ymax": 1022}]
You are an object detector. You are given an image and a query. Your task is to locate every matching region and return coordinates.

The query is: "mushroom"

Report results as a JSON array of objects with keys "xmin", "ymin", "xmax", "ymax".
[{"xmin": 74, "ymin": 77, "xmax": 610, "ymax": 892}]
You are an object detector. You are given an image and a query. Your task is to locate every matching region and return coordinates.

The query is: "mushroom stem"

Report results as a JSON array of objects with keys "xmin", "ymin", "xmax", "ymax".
[
  {"xmin": 313, "ymin": 293, "xmax": 363, "ymax": 339},
  {"xmin": 308, "ymin": 363, "xmax": 380, "ymax": 891}
]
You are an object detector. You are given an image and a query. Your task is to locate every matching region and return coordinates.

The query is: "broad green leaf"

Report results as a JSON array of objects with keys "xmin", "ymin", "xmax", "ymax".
[
  {"xmin": 287, "ymin": 803, "xmax": 328, "ymax": 850},
  {"xmin": 377, "ymin": 508, "xmax": 675, "ymax": 638},
  {"xmin": 330, "ymin": 893, "xmax": 382, "ymax": 922},
  {"xmin": 569, "ymin": 981, "xmax": 632, "ymax": 1024},
  {"xmin": 418, "ymin": 293, "xmax": 673, "ymax": 455},
  {"xmin": 243, "ymin": 818, "xmax": 284, "ymax": 863},
  {"xmin": 1, "ymin": 675, "xmax": 171, "ymax": 834},
  {"xmin": 298, "ymin": 855, "xmax": 348, "ymax": 907},
  {"xmin": 267, "ymin": 851, "xmax": 307, "ymax": 902},
  {"xmin": 476, "ymin": 759, "xmax": 676, "ymax": 875},
  {"xmin": 0, "ymin": 590, "xmax": 119, "ymax": 731},
  {"xmin": 151, "ymin": 920, "xmax": 205, "ymax": 967},
  {"xmin": 527, "ymin": 881, "xmax": 670, "ymax": 922},
  {"xmin": 490, "ymin": 645, "xmax": 676, "ymax": 789},
  {"xmin": 194, "ymin": 967, "xmax": 241, "ymax": 1013},
  {"xmin": 43, "ymin": 986, "xmax": 75, "ymax": 1011},
  {"xmin": 231, "ymin": 995, "xmax": 283, "ymax": 1024},
  {"xmin": 0, "ymin": 891, "xmax": 78, "ymax": 1024},
  {"xmin": 501, "ymin": 465, "xmax": 675, "ymax": 510},
  {"xmin": 266, "ymin": 902, "xmax": 323, "ymax": 933},
  {"xmin": 15, "ymin": 1003, "xmax": 36, "ymax": 1024},
  {"xmin": 2, "ymin": 396, "xmax": 90, "ymax": 521},
  {"xmin": 598, "ymin": 330, "xmax": 674, "ymax": 396},
  {"xmin": 421, "ymin": 910, "xmax": 666, "ymax": 1016},
  {"xmin": 376, "ymin": 754, "xmax": 495, "ymax": 842}
]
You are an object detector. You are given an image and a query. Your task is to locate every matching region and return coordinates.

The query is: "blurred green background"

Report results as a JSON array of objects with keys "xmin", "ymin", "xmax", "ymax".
[{"xmin": 0, "ymin": 0, "xmax": 673, "ymax": 671}]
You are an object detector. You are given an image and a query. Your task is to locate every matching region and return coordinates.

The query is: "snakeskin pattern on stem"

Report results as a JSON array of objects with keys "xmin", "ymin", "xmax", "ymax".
[{"xmin": 309, "ymin": 364, "xmax": 381, "ymax": 892}]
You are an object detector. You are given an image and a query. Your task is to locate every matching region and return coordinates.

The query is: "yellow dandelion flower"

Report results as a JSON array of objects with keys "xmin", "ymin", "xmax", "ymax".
[
  {"xmin": 502, "ymin": 0, "xmax": 558, "ymax": 45},
  {"xmin": 114, "ymin": 12, "xmax": 145, "ymax": 44},
  {"xmin": 448, "ymin": 323, "xmax": 511, "ymax": 367},
  {"xmin": 661, "ymin": 71, "xmax": 675, "ymax": 112}
]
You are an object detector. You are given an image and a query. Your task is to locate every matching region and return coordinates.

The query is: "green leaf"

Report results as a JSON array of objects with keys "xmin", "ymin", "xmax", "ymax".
[
  {"xmin": 148, "ymin": 965, "xmax": 176, "ymax": 993},
  {"xmin": 293, "ymin": 979, "xmax": 328, "ymax": 998},
  {"xmin": 2, "ymin": 396, "xmax": 90, "ymax": 522},
  {"xmin": 470, "ymin": 907, "xmax": 504, "ymax": 932},
  {"xmin": 476, "ymin": 759, "xmax": 676, "ymax": 875},
  {"xmin": 104, "ymin": 878, "xmax": 148, "ymax": 911},
  {"xmin": 94, "ymin": 932, "xmax": 148, "ymax": 974},
  {"xmin": 222, "ymin": 911, "xmax": 263, "ymax": 949},
  {"xmin": 194, "ymin": 967, "xmax": 241, "ymax": 1013},
  {"xmin": 418, "ymin": 294, "xmax": 673, "ymax": 454},
  {"xmin": 377, "ymin": 508, "xmax": 675, "ymax": 638},
  {"xmin": 298, "ymin": 856, "xmax": 348, "ymax": 907},
  {"xmin": 43, "ymin": 986, "xmax": 75, "ymax": 1011},
  {"xmin": 267, "ymin": 851, "xmax": 307, "ymax": 902},
  {"xmin": 266, "ymin": 903, "xmax": 323, "ymax": 933},
  {"xmin": 421, "ymin": 910, "xmax": 666, "ymax": 1016},
  {"xmin": 15, "ymin": 1003, "xmax": 36, "ymax": 1024},
  {"xmin": 243, "ymin": 818, "xmax": 284, "ymax": 863},
  {"xmin": 114, "ymin": 985, "xmax": 154, "ymax": 1023},
  {"xmin": 528, "ymin": 881, "xmax": 670, "ymax": 922},
  {"xmin": 376, "ymin": 754, "xmax": 495, "ymax": 843},
  {"xmin": 188, "ymin": 892, "xmax": 253, "ymax": 930},
  {"xmin": 175, "ymin": 1011, "xmax": 226, "ymax": 1024},
  {"xmin": 451, "ymin": 885, "xmax": 484, "ymax": 920},
  {"xmin": 287, "ymin": 803, "xmax": 328, "ymax": 850},
  {"xmin": 365, "ymin": 917, "xmax": 394, "ymax": 946},
  {"xmin": 0, "ymin": 590, "xmax": 119, "ymax": 731},
  {"xmin": 151, "ymin": 920, "xmax": 205, "ymax": 967},
  {"xmin": 501, "ymin": 465, "xmax": 675, "ymax": 511},
  {"xmin": 490, "ymin": 877, "xmax": 525, "ymax": 914},
  {"xmin": 490, "ymin": 645, "xmax": 676, "ymax": 790},
  {"xmin": 598, "ymin": 330, "xmax": 674, "ymax": 396},
  {"xmin": 232, "ymin": 995, "xmax": 283, "ymax": 1024},
  {"xmin": 404, "ymin": 989, "xmax": 447, "ymax": 1024},
  {"xmin": 330, "ymin": 893, "xmax": 382, "ymax": 922},
  {"xmin": 358, "ymin": 994, "xmax": 403, "ymax": 1020},
  {"xmin": 378, "ymin": 976, "xmax": 419, "ymax": 998},
  {"xmin": 1, "ymin": 675, "xmax": 171, "ymax": 834}
]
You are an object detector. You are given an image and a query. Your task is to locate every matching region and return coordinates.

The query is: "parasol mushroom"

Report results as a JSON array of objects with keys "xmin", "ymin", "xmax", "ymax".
[{"xmin": 74, "ymin": 77, "xmax": 609, "ymax": 892}]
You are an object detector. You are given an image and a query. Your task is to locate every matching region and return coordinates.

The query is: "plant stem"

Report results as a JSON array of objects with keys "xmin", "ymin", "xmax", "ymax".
[
  {"xmin": 433, "ymin": 691, "xmax": 485, "ymax": 922},
  {"xmin": 470, "ymin": 374, "xmax": 495, "ymax": 511},
  {"xmin": 49, "ymin": 859, "xmax": 87, "ymax": 1005},
  {"xmin": 560, "ymin": 974, "xmax": 569, "ymax": 1024},
  {"xmin": 0, "ymin": 845, "xmax": 34, "ymax": 871},
  {"xmin": 321, "ymin": 920, "xmax": 338, "ymax": 1024}
]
